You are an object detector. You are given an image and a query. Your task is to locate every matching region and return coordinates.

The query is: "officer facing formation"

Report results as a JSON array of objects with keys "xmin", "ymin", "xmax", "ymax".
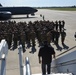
[{"xmin": 38, "ymin": 41, "xmax": 55, "ymax": 74}]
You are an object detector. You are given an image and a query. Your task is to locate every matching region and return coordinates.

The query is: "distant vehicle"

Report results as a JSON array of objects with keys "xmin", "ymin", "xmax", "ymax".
[{"xmin": 0, "ymin": 4, "xmax": 38, "ymax": 20}]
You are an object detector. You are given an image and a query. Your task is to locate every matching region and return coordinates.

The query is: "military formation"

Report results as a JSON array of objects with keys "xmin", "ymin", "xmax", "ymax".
[{"xmin": 0, "ymin": 20, "xmax": 66, "ymax": 53}]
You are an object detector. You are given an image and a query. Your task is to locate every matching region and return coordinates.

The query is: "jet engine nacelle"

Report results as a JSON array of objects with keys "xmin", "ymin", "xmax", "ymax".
[{"xmin": 0, "ymin": 11, "xmax": 12, "ymax": 20}]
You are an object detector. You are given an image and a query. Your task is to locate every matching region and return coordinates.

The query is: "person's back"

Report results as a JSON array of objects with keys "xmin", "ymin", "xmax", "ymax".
[
  {"xmin": 39, "ymin": 45, "xmax": 55, "ymax": 64},
  {"xmin": 38, "ymin": 41, "xmax": 55, "ymax": 74}
]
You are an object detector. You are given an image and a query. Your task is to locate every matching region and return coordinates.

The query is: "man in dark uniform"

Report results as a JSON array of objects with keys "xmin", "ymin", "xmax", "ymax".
[{"xmin": 38, "ymin": 41, "xmax": 55, "ymax": 75}]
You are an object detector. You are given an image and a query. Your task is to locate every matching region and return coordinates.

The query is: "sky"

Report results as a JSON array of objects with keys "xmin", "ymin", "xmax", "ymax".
[{"xmin": 0, "ymin": 0, "xmax": 76, "ymax": 7}]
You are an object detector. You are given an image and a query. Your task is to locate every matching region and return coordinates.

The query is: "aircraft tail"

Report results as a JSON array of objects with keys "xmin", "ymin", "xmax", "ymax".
[{"xmin": 0, "ymin": 3, "xmax": 2, "ymax": 7}]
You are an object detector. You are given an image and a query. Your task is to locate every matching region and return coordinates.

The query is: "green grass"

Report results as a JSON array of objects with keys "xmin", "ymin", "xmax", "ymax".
[
  {"xmin": 49, "ymin": 7, "xmax": 76, "ymax": 11},
  {"xmin": 37, "ymin": 7, "xmax": 76, "ymax": 11}
]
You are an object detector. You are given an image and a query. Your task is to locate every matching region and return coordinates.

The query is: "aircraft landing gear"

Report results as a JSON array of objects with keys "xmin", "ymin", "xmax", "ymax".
[{"xmin": 27, "ymin": 14, "xmax": 29, "ymax": 18}]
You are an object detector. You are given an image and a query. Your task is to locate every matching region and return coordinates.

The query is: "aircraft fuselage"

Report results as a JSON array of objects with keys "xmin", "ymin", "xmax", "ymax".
[{"xmin": 0, "ymin": 7, "xmax": 38, "ymax": 15}]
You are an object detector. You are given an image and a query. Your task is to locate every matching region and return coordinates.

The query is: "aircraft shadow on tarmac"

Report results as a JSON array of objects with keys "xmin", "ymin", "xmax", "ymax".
[{"xmin": 11, "ymin": 16, "xmax": 37, "ymax": 19}]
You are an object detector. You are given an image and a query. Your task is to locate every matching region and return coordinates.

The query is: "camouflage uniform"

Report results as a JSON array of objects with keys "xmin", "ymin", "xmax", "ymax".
[
  {"xmin": 51, "ymin": 30, "xmax": 55, "ymax": 43},
  {"xmin": 25, "ymin": 28, "xmax": 31, "ymax": 48},
  {"xmin": 40, "ymin": 29, "xmax": 47, "ymax": 45},
  {"xmin": 12, "ymin": 30, "xmax": 18, "ymax": 50},
  {"xmin": 59, "ymin": 21, "xmax": 62, "ymax": 32},
  {"xmin": 46, "ymin": 31, "xmax": 52, "ymax": 45},
  {"xmin": 55, "ymin": 21, "xmax": 58, "ymax": 31},
  {"xmin": 19, "ymin": 31, "xmax": 26, "ymax": 53},
  {"xmin": 7, "ymin": 29, "xmax": 12, "ymax": 49},
  {"xmin": 62, "ymin": 20, "xmax": 65, "ymax": 30},
  {"xmin": 36, "ymin": 28, "xmax": 42, "ymax": 46},
  {"xmin": 5, "ymin": 32, "xmax": 12, "ymax": 49},
  {"xmin": 55, "ymin": 30, "xmax": 60, "ymax": 45},
  {"xmin": 30, "ymin": 30, "xmax": 36, "ymax": 47},
  {"xmin": 61, "ymin": 30, "xmax": 66, "ymax": 45}
]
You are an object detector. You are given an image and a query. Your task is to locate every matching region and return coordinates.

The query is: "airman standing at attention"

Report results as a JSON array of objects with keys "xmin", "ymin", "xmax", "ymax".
[
  {"xmin": 29, "ymin": 29, "xmax": 36, "ymax": 53},
  {"xmin": 36, "ymin": 28, "xmax": 42, "ymax": 46},
  {"xmin": 61, "ymin": 30, "xmax": 66, "ymax": 45},
  {"xmin": 25, "ymin": 27, "xmax": 31, "ymax": 48},
  {"xmin": 3, "ymin": 31, "xmax": 9, "ymax": 46},
  {"xmin": 20, "ymin": 31, "xmax": 26, "ymax": 53},
  {"xmin": 59, "ymin": 20, "xmax": 62, "ymax": 32},
  {"xmin": 7, "ymin": 29, "xmax": 12, "ymax": 49},
  {"xmin": 62, "ymin": 20, "xmax": 65, "ymax": 30},
  {"xmin": 55, "ymin": 30, "xmax": 60, "ymax": 45},
  {"xmin": 12, "ymin": 29, "xmax": 18, "ymax": 50},
  {"xmin": 55, "ymin": 21, "xmax": 59, "ymax": 31},
  {"xmin": 40, "ymin": 28, "xmax": 47, "ymax": 45},
  {"xmin": 46, "ymin": 31, "xmax": 52, "ymax": 45},
  {"xmin": 30, "ymin": 29, "xmax": 36, "ymax": 47},
  {"xmin": 51, "ymin": 30, "xmax": 55, "ymax": 43}
]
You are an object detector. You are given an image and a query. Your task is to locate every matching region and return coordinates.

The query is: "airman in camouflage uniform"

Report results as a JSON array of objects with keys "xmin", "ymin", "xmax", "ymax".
[
  {"xmin": 55, "ymin": 30, "xmax": 60, "ymax": 45},
  {"xmin": 25, "ymin": 27, "xmax": 31, "ymax": 48},
  {"xmin": 12, "ymin": 29, "xmax": 18, "ymax": 50},
  {"xmin": 51, "ymin": 30, "xmax": 55, "ymax": 43},
  {"xmin": 40, "ymin": 28, "xmax": 47, "ymax": 45},
  {"xmin": 61, "ymin": 30, "xmax": 66, "ymax": 45},
  {"xmin": 46, "ymin": 31, "xmax": 52, "ymax": 45},
  {"xmin": 59, "ymin": 20, "xmax": 62, "ymax": 32},
  {"xmin": 19, "ymin": 31, "xmax": 26, "ymax": 53},
  {"xmin": 30, "ymin": 29, "xmax": 36, "ymax": 47},
  {"xmin": 36, "ymin": 28, "xmax": 42, "ymax": 46},
  {"xmin": 55, "ymin": 21, "xmax": 59, "ymax": 31},
  {"xmin": 62, "ymin": 20, "xmax": 65, "ymax": 30}
]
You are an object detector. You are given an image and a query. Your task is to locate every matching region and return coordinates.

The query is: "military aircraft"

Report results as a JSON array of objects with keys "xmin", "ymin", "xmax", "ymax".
[{"xmin": 0, "ymin": 4, "xmax": 38, "ymax": 20}]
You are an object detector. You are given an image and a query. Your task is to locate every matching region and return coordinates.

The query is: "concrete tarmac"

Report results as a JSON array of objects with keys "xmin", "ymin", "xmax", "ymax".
[{"xmin": 6, "ymin": 9, "xmax": 76, "ymax": 75}]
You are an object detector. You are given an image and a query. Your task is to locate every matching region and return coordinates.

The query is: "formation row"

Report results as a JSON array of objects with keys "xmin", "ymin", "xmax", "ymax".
[{"xmin": 0, "ymin": 20, "xmax": 66, "ymax": 52}]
